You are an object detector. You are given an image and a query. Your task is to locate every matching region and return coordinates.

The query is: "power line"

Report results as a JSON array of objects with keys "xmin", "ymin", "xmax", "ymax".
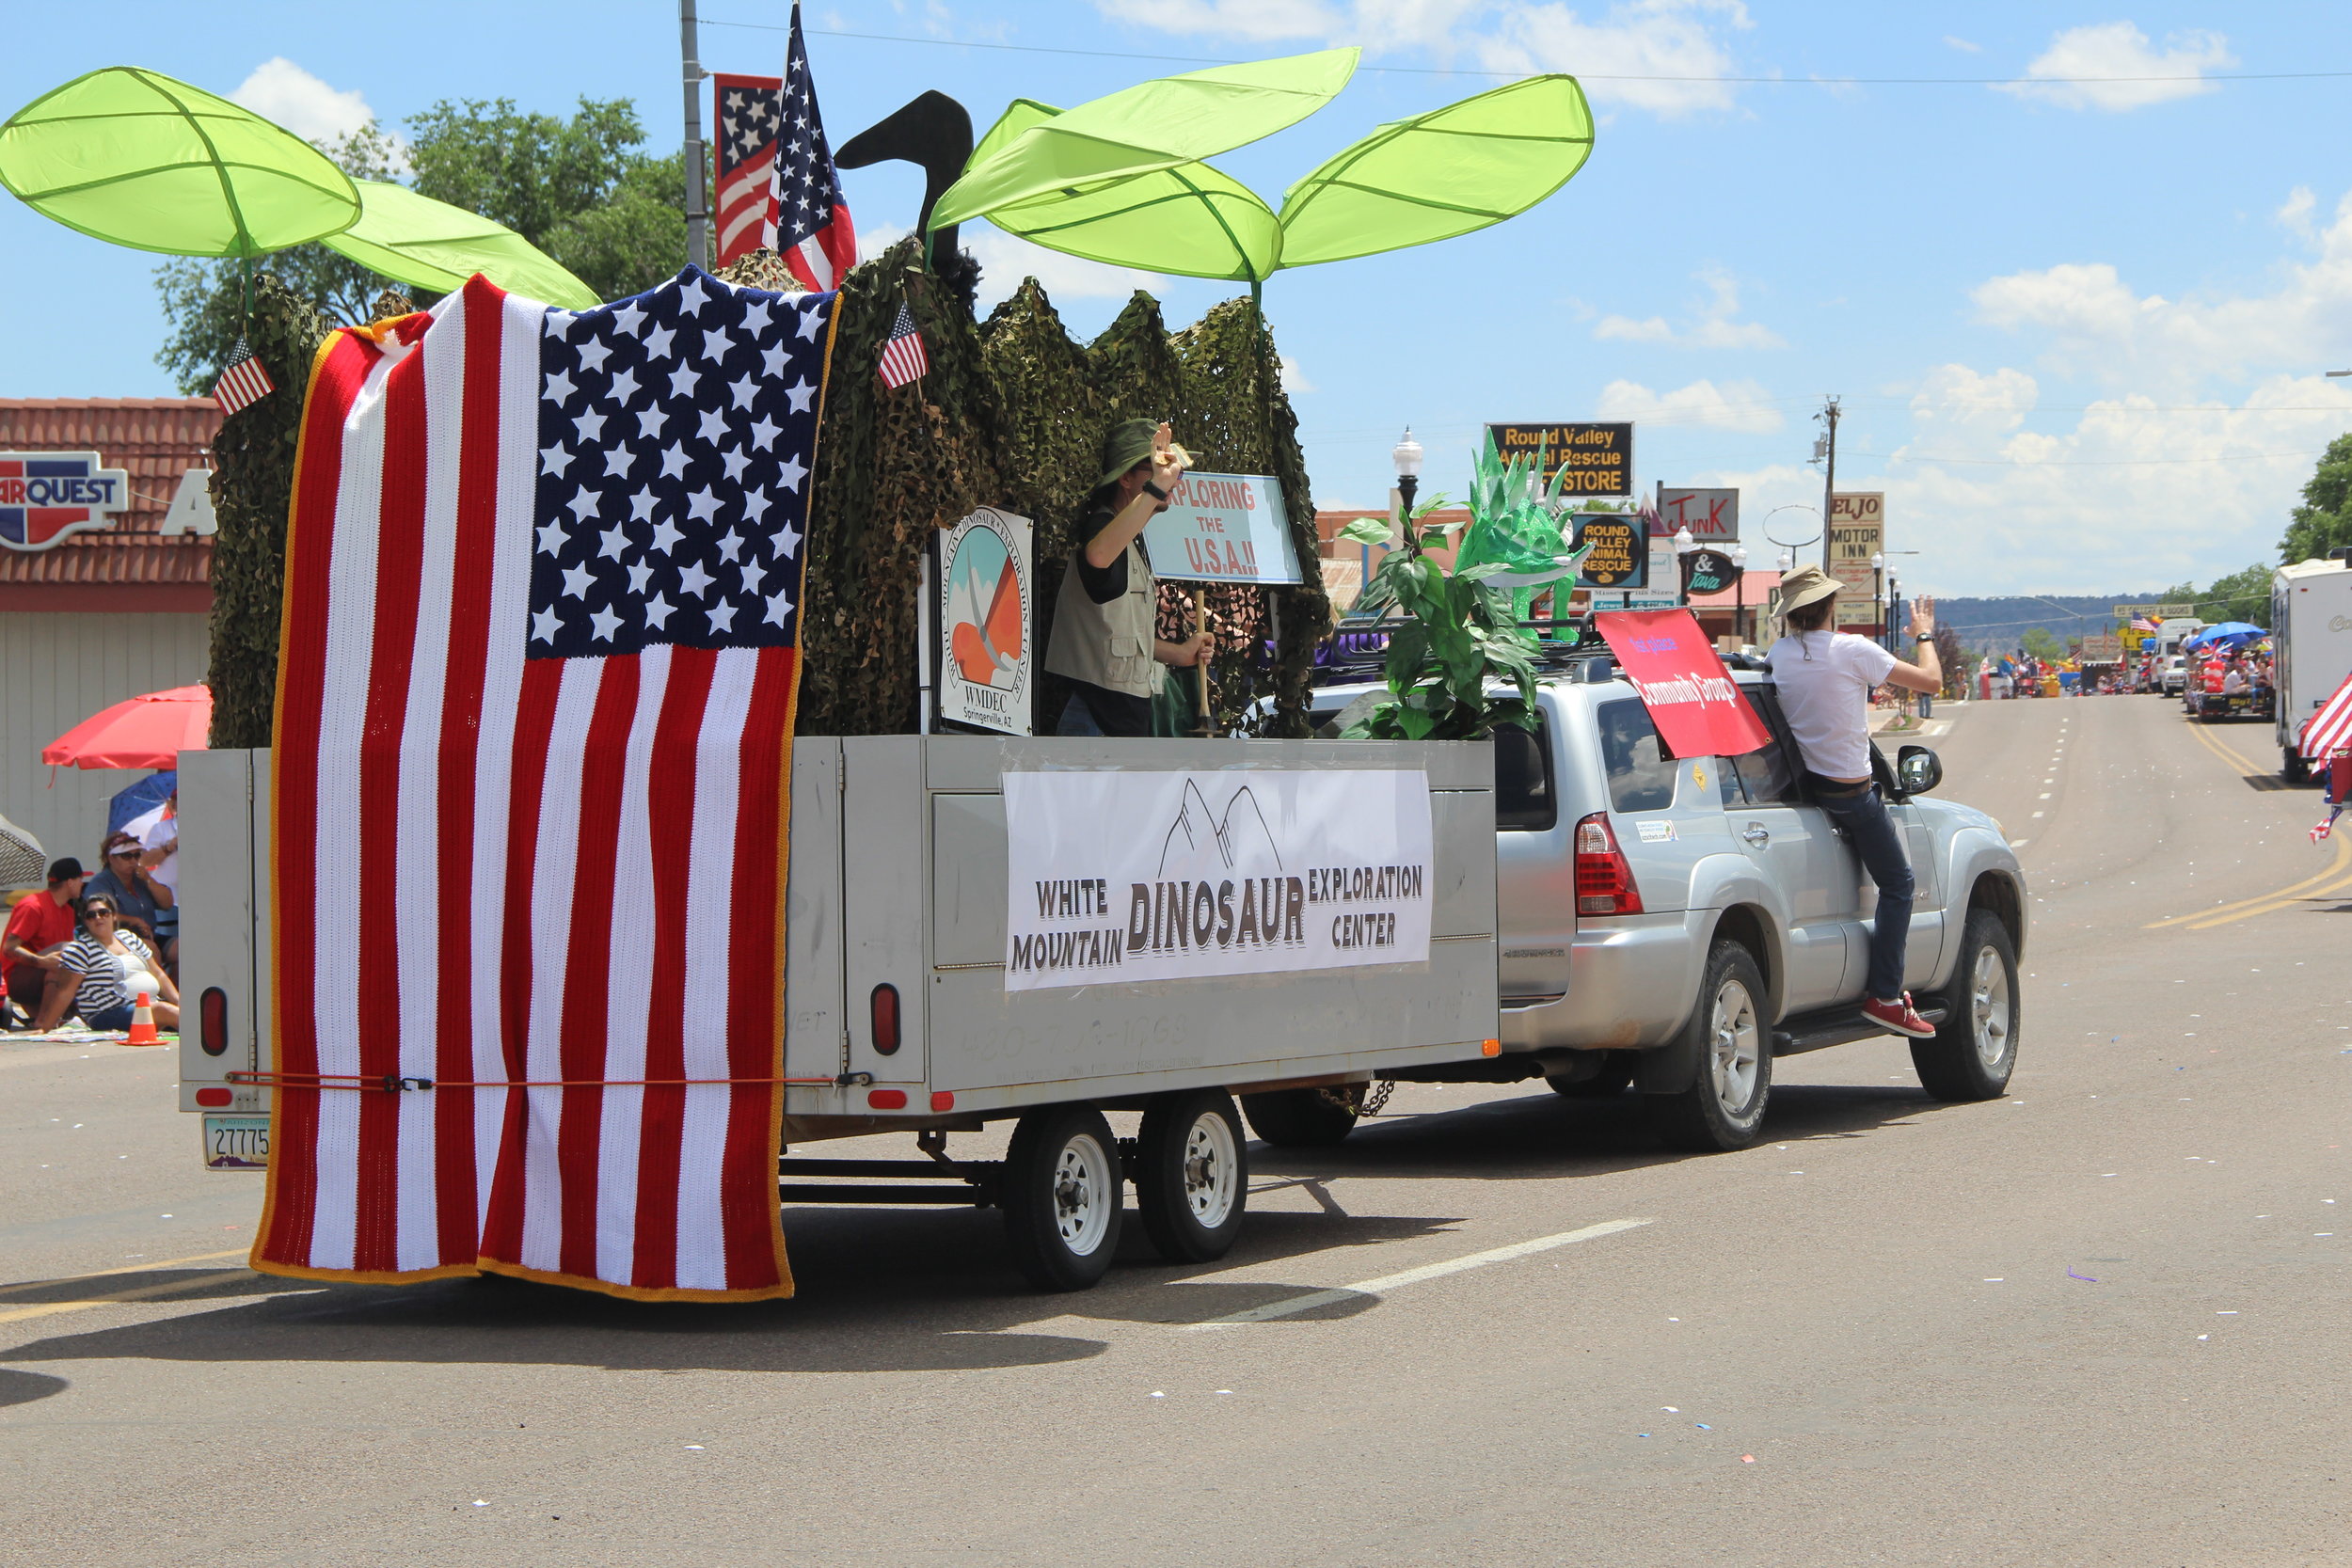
[
  {"xmin": 706, "ymin": 20, "xmax": 2352, "ymax": 86},
  {"xmin": 1891, "ymin": 448, "xmax": 2331, "ymax": 466}
]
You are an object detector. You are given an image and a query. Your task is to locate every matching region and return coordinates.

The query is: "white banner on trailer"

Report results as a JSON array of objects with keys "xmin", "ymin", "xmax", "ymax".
[{"xmin": 1001, "ymin": 768, "xmax": 1433, "ymax": 990}]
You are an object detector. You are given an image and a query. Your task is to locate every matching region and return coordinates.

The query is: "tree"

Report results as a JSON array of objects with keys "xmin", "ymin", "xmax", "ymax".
[
  {"xmin": 2021, "ymin": 626, "xmax": 2065, "ymax": 663},
  {"xmin": 2199, "ymin": 562, "xmax": 2272, "ymax": 625},
  {"xmin": 153, "ymin": 99, "xmax": 696, "ymax": 391},
  {"xmin": 2280, "ymin": 433, "xmax": 2352, "ymax": 563}
]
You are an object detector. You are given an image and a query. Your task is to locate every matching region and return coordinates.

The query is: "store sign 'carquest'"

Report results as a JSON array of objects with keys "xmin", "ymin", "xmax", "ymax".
[
  {"xmin": 1000, "ymin": 768, "xmax": 1433, "ymax": 990},
  {"xmin": 937, "ymin": 507, "xmax": 1033, "ymax": 736},
  {"xmin": 0, "ymin": 451, "xmax": 130, "ymax": 551},
  {"xmin": 1488, "ymin": 421, "xmax": 1633, "ymax": 498}
]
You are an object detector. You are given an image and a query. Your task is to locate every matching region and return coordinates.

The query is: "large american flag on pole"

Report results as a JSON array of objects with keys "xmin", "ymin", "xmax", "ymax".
[
  {"xmin": 254, "ymin": 267, "xmax": 835, "ymax": 1302},
  {"xmin": 711, "ymin": 72, "xmax": 785, "ymax": 269},
  {"xmin": 762, "ymin": 3, "xmax": 856, "ymax": 291}
]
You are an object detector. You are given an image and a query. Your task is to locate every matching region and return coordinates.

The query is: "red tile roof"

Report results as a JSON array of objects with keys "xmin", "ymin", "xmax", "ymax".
[{"xmin": 0, "ymin": 400, "xmax": 218, "ymax": 591}]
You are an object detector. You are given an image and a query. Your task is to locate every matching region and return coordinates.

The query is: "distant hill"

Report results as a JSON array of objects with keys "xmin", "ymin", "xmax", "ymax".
[{"xmin": 1932, "ymin": 594, "xmax": 2170, "ymax": 655}]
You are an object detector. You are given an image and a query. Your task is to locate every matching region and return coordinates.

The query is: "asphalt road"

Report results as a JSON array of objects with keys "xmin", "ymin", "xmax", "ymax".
[{"xmin": 5, "ymin": 692, "xmax": 2348, "ymax": 1566}]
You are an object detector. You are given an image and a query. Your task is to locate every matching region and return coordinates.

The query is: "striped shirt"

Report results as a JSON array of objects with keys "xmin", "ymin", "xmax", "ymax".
[{"xmin": 60, "ymin": 930, "xmax": 159, "ymax": 1018}]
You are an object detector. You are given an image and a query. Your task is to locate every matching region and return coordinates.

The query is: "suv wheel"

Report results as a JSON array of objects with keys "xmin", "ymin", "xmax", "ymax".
[
  {"xmin": 1646, "ymin": 941, "xmax": 1772, "ymax": 1152},
  {"xmin": 1911, "ymin": 909, "xmax": 2020, "ymax": 1101}
]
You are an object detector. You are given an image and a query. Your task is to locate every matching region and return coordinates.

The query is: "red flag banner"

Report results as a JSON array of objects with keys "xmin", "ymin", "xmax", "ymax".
[
  {"xmin": 254, "ymin": 268, "xmax": 834, "ymax": 1302},
  {"xmin": 1595, "ymin": 609, "xmax": 1771, "ymax": 758}
]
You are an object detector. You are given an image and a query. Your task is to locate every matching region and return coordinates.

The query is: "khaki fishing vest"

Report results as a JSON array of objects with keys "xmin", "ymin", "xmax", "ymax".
[{"xmin": 1043, "ymin": 539, "xmax": 1163, "ymax": 699}]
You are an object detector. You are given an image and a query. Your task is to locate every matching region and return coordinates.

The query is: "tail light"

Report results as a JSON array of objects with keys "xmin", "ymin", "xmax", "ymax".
[
  {"xmin": 870, "ymin": 984, "xmax": 900, "ymax": 1055},
  {"xmin": 199, "ymin": 987, "xmax": 229, "ymax": 1056},
  {"xmin": 1573, "ymin": 812, "xmax": 1645, "ymax": 915}
]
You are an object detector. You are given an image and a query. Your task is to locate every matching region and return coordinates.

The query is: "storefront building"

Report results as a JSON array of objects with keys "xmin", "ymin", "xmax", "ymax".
[{"xmin": 0, "ymin": 399, "xmax": 217, "ymax": 870}]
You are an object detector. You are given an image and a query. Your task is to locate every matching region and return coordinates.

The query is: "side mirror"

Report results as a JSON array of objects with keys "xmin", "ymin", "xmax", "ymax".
[{"xmin": 1897, "ymin": 744, "xmax": 1943, "ymax": 796}]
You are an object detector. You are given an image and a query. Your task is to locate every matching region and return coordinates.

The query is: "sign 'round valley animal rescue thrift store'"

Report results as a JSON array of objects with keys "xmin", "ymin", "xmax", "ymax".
[{"xmin": 1000, "ymin": 768, "xmax": 1432, "ymax": 990}]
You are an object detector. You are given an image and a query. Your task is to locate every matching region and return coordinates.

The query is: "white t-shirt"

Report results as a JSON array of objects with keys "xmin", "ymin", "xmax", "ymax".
[
  {"xmin": 126, "ymin": 802, "xmax": 178, "ymax": 895},
  {"xmin": 1768, "ymin": 630, "xmax": 1897, "ymax": 780}
]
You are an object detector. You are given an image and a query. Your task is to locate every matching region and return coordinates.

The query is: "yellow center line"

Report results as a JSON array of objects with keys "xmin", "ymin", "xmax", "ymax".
[
  {"xmin": 2183, "ymin": 867, "xmax": 2352, "ymax": 929},
  {"xmin": 2143, "ymin": 723, "xmax": 2339, "ymax": 928},
  {"xmin": 2185, "ymin": 718, "xmax": 2262, "ymax": 776},
  {"xmin": 0, "ymin": 1269, "xmax": 255, "ymax": 1326},
  {"xmin": 0, "ymin": 1247, "xmax": 247, "ymax": 1299}
]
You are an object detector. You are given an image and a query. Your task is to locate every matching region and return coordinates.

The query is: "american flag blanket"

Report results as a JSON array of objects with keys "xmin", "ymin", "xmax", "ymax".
[{"xmin": 254, "ymin": 268, "xmax": 834, "ymax": 1301}]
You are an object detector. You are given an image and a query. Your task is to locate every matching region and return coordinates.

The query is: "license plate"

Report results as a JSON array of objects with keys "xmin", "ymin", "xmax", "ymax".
[{"xmin": 203, "ymin": 1115, "xmax": 270, "ymax": 1170}]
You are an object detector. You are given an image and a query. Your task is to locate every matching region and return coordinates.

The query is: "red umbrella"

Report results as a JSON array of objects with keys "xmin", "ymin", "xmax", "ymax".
[{"xmin": 42, "ymin": 685, "xmax": 212, "ymax": 769}]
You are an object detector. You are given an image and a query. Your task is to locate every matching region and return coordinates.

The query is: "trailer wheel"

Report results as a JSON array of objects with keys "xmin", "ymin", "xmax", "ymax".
[
  {"xmin": 1911, "ymin": 910, "xmax": 2020, "ymax": 1101},
  {"xmin": 1001, "ymin": 1105, "xmax": 1124, "ymax": 1292},
  {"xmin": 2283, "ymin": 748, "xmax": 2310, "ymax": 784},
  {"xmin": 1239, "ymin": 1085, "xmax": 1359, "ymax": 1148},
  {"xmin": 1135, "ymin": 1090, "xmax": 1248, "ymax": 1263},
  {"xmin": 1645, "ymin": 941, "xmax": 1771, "ymax": 1152}
]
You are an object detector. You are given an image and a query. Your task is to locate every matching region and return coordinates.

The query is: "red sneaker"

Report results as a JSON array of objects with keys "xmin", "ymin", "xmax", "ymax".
[{"xmin": 1862, "ymin": 993, "xmax": 1936, "ymax": 1039}]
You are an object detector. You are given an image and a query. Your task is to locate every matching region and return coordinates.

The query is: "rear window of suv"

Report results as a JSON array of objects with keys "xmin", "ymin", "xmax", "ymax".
[{"xmin": 1595, "ymin": 699, "xmax": 1677, "ymax": 813}]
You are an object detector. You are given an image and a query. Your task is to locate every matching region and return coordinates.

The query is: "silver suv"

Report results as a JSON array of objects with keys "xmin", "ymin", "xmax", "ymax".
[{"xmin": 1267, "ymin": 660, "xmax": 2027, "ymax": 1153}]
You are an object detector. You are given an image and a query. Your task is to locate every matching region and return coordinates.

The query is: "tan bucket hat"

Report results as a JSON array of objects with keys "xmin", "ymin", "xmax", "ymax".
[{"xmin": 1778, "ymin": 562, "xmax": 1841, "ymax": 613}]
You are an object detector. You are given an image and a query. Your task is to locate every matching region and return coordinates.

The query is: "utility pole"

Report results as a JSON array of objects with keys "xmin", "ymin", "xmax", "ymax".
[
  {"xmin": 680, "ymin": 0, "xmax": 709, "ymax": 271},
  {"xmin": 1817, "ymin": 394, "xmax": 1840, "ymax": 569}
]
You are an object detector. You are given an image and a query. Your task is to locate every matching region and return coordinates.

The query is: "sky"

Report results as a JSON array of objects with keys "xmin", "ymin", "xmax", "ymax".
[{"xmin": 5, "ymin": 1, "xmax": 2352, "ymax": 597}]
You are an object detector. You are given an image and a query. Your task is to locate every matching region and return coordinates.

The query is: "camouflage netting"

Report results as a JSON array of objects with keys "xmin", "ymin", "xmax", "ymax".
[
  {"xmin": 206, "ymin": 273, "xmax": 333, "ymax": 749},
  {"xmin": 205, "ymin": 238, "xmax": 1329, "ymax": 742}
]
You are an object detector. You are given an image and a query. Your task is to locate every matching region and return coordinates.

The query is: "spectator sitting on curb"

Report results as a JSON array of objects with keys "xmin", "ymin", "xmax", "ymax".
[
  {"xmin": 3, "ymin": 859, "xmax": 86, "ymax": 1030},
  {"xmin": 123, "ymin": 797, "xmax": 180, "ymax": 971},
  {"xmin": 81, "ymin": 832, "xmax": 163, "ymax": 953},
  {"xmin": 41, "ymin": 895, "xmax": 177, "ymax": 1033}
]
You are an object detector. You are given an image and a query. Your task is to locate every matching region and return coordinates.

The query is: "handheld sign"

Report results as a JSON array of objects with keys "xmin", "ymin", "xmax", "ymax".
[
  {"xmin": 1595, "ymin": 609, "xmax": 1771, "ymax": 758},
  {"xmin": 1142, "ymin": 471, "xmax": 1302, "ymax": 585}
]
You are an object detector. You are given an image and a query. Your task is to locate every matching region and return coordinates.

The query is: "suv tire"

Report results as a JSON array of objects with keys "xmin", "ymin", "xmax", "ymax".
[
  {"xmin": 1240, "ymin": 1085, "xmax": 1359, "ymax": 1148},
  {"xmin": 1646, "ymin": 941, "xmax": 1772, "ymax": 1152},
  {"xmin": 1912, "ymin": 909, "xmax": 2020, "ymax": 1101}
]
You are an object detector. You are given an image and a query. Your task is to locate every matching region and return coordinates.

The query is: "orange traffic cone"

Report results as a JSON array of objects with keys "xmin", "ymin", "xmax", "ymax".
[{"xmin": 125, "ymin": 991, "xmax": 161, "ymax": 1046}]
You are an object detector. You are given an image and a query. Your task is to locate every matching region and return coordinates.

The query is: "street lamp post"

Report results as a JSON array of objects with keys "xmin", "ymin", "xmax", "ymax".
[
  {"xmin": 1673, "ymin": 523, "xmax": 1696, "ymax": 605},
  {"xmin": 1391, "ymin": 428, "xmax": 1423, "ymax": 521},
  {"xmin": 1731, "ymin": 541, "xmax": 1749, "ymax": 646},
  {"xmin": 1870, "ymin": 550, "xmax": 1885, "ymax": 642}
]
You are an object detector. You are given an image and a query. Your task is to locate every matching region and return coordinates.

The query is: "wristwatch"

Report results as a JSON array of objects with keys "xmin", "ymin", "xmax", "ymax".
[
  {"xmin": 1916, "ymin": 633, "xmax": 1934, "ymax": 644},
  {"xmin": 1142, "ymin": 480, "xmax": 1168, "ymax": 501}
]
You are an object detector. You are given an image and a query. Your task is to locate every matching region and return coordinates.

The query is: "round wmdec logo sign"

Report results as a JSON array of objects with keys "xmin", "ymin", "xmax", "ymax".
[{"xmin": 938, "ymin": 506, "xmax": 1033, "ymax": 736}]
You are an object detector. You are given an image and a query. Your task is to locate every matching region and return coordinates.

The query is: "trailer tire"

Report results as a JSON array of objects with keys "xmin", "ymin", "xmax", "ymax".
[
  {"xmin": 1239, "ymin": 1085, "xmax": 1359, "ymax": 1148},
  {"xmin": 2283, "ymin": 747, "xmax": 2310, "ymax": 784},
  {"xmin": 1911, "ymin": 910, "xmax": 2020, "ymax": 1101},
  {"xmin": 1001, "ymin": 1104, "xmax": 1124, "ymax": 1292},
  {"xmin": 1135, "ymin": 1090, "xmax": 1248, "ymax": 1263},
  {"xmin": 1645, "ymin": 941, "xmax": 1771, "ymax": 1152}
]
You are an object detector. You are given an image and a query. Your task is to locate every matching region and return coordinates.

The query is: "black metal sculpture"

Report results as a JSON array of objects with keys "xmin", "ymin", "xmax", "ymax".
[{"xmin": 836, "ymin": 90, "xmax": 981, "ymax": 311}]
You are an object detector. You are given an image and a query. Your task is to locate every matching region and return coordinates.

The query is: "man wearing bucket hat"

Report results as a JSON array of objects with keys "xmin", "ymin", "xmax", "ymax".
[
  {"xmin": 1769, "ymin": 565, "xmax": 1944, "ymax": 1039},
  {"xmin": 1044, "ymin": 418, "xmax": 1214, "ymax": 736}
]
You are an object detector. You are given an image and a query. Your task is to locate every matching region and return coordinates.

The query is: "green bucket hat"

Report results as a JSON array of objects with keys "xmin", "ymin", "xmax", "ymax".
[{"xmin": 1097, "ymin": 418, "xmax": 1160, "ymax": 488}]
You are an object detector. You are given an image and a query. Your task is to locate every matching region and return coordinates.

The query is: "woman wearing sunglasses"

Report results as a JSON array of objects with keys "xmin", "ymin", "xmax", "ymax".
[{"xmin": 56, "ymin": 895, "xmax": 178, "ymax": 1033}]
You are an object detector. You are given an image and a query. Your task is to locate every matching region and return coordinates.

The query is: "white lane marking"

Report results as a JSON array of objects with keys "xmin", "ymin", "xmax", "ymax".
[
  {"xmin": 2040, "ymin": 792, "xmax": 2052, "ymax": 800},
  {"xmin": 1181, "ymin": 1218, "xmax": 1652, "ymax": 1327},
  {"xmin": 2032, "ymin": 811, "xmax": 2045, "ymax": 817}
]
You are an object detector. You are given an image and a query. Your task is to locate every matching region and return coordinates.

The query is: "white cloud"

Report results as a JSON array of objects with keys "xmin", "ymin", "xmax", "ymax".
[
  {"xmin": 1279, "ymin": 355, "xmax": 1315, "ymax": 392},
  {"xmin": 1090, "ymin": 0, "xmax": 1753, "ymax": 118},
  {"xmin": 1092, "ymin": 0, "xmax": 1340, "ymax": 40},
  {"xmin": 1473, "ymin": 0, "xmax": 1752, "ymax": 117},
  {"xmin": 1994, "ymin": 22, "xmax": 2233, "ymax": 112},
  {"xmin": 1943, "ymin": 35, "xmax": 1982, "ymax": 55},
  {"xmin": 1970, "ymin": 191, "xmax": 2352, "ymax": 387},
  {"xmin": 1594, "ymin": 267, "xmax": 1782, "ymax": 348},
  {"xmin": 962, "ymin": 229, "xmax": 1166, "ymax": 311},
  {"xmin": 230, "ymin": 58, "xmax": 378, "ymax": 144},
  {"xmin": 1595, "ymin": 376, "xmax": 1782, "ymax": 433},
  {"xmin": 2280, "ymin": 185, "xmax": 2317, "ymax": 240}
]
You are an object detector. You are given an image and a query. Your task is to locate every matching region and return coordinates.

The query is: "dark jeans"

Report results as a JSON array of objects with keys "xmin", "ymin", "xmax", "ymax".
[{"xmin": 1806, "ymin": 774, "xmax": 1915, "ymax": 1004}]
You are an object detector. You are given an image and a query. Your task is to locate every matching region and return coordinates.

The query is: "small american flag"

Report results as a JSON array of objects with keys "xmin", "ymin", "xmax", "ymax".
[
  {"xmin": 212, "ymin": 338, "xmax": 275, "ymax": 417},
  {"xmin": 2130, "ymin": 614, "xmax": 2159, "ymax": 633},
  {"xmin": 762, "ymin": 3, "xmax": 857, "ymax": 291},
  {"xmin": 878, "ymin": 302, "xmax": 927, "ymax": 389}
]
